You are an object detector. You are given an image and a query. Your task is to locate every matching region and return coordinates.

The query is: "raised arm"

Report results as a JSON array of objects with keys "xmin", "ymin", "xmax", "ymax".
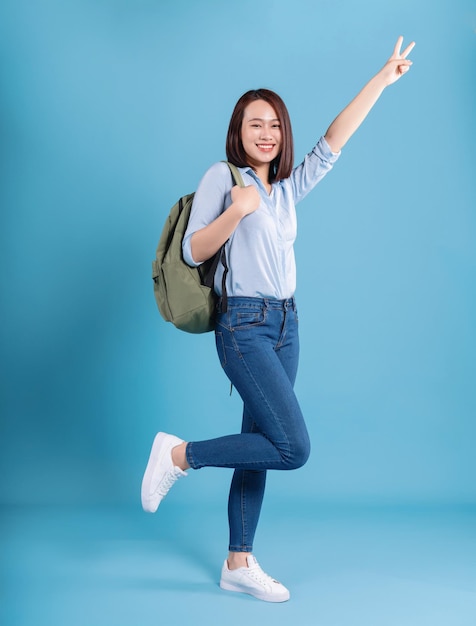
[{"xmin": 324, "ymin": 36, "xmax": 415, "ymax": 153}]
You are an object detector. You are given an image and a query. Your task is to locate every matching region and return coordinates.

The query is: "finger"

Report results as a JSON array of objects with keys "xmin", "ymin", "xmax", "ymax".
[
  {"xmin": 401, "ymin": 41, "xmax": 416, "ymax": 59},
  {"xmin": 397, "ymin": 59, "xmax": 413, "ymax": 74},
  {"xmin": 392, "ymin": 35, "xmax": 403, "ymax": 57}
]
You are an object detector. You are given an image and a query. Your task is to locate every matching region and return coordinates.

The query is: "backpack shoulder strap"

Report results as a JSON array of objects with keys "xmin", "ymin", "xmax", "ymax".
[
  {"xmin": 218, "ymin": 162, "xmax": 246, "ymax": 313},
  {"xmin": 223, "ymin": 161, "xmax": 245, "ymax": 188}
]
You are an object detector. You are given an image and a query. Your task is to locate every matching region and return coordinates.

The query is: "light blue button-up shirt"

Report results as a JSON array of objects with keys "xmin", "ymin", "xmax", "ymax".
[{"xmin": 183, "ymin": 136, "xmax": 340, "ymax": 300}]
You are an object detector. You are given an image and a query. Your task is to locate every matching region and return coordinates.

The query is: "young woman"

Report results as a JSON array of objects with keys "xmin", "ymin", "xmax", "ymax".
[{"xmin": 142, "ymin": 37, "xmax": 415, "ymax": 603}]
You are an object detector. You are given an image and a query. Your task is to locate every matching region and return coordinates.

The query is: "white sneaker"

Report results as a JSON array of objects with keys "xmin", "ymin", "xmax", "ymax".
[
  {"xmin": 141, "ymin": 432, "xmax": 187, "ymax": 513},
  {"xmin": 220, "ymin": 555, "xmax": 290, "ymax": 602}
]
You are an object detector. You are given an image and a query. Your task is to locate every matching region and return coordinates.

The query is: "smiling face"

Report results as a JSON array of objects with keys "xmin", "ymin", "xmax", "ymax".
[{"xmin": 240, "ymin": 99, "xmax": 282, "ymax": 174}]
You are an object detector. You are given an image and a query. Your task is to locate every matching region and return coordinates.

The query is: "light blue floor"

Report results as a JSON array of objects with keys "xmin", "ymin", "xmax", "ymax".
[{"xmin": 2, "ymin": 500, "xmax": 475, "ymax": 626}]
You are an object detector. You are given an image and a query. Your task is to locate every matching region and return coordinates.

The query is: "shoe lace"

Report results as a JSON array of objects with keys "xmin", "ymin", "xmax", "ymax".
[
  {"xmin": 156, "ymin": 469, "xmax": 181, "ymax": 497},
  {"xmin": 247, "ymin": 563, "xmax": 280, "ymax": 587}
]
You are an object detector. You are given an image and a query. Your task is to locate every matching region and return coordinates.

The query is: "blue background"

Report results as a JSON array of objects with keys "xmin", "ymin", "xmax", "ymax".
[{"xmin": 1, "ymin": 1, "xmax": 475, "ymax": 624}]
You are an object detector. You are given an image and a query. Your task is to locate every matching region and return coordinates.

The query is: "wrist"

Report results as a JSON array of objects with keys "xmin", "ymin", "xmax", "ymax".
[
  {"xmin": 229, "ymin": 201, "xmax": 249, "ymax": 219},
  {"xmin": 371, "ymin": 70, "xmax": 388, "ymax": 91}
]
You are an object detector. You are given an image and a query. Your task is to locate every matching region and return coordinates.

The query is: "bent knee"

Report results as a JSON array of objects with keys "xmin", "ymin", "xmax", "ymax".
[{"xmin": 283, "ymin": 438, "xmax": 310, "ymax": 470}]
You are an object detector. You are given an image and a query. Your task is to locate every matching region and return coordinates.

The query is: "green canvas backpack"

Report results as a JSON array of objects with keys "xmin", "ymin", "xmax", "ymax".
[{"xmin": 152, "ymin": 162, "xmax": 244, "ymax": 333}]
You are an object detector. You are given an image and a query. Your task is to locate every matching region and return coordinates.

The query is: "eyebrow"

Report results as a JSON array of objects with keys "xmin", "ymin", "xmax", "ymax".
[{"xmin": 246, "ymin": 117, "xmax": 280, "ymax": 122}]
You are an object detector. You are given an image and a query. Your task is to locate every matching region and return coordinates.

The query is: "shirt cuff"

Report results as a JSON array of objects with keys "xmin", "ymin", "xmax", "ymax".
[
  {"xmin": 182, "ymin": 233, "xmax": 201, "ymax": 267},
  {"xmin": 317, "ymin": 135, "xmax": 341, "ymax": 161}
]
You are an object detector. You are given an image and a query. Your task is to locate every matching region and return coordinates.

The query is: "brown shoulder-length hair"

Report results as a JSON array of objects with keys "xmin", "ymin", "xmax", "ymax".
[{"xmin": 226, "ymin": 89, "xmax": 294, "ymax": 183}]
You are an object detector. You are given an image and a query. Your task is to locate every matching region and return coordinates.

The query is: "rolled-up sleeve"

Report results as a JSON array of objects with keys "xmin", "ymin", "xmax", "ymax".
[
  {"xmin": 182, "ymin": 233, "xmax": 200, "ymax": 267},
  {"xmin": 182, "ymin": 161, "xmax": 232, "ymax": 267},
  {"xmin": 290, "ymin": 135, "xmax": 341, "ymax": 204}
]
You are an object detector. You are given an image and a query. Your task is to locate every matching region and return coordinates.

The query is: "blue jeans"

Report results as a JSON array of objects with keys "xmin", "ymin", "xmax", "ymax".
[{"xmin": 186, "ymin": 297, "xmax": 310, "ymax": 552}]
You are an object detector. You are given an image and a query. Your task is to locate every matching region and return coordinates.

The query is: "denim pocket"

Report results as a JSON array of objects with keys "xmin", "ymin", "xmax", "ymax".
[{"xmin": 234, "ymin": 306, "xmax": 266, "ymax": 329}]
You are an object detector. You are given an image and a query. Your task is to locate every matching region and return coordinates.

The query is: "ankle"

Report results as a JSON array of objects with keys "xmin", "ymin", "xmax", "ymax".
[
  {"xmin": 227, "ymin": 552, "xmax": 251, "ymax": 570},
  {"xmin": 171, "ymin": 442, "xmax": 190, "ymax": 471}
]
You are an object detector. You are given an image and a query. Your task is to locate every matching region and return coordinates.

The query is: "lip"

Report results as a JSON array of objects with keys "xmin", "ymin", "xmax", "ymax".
[{"xmin": 256, "ymin": 144, "xmax": 276, "ymax": 151}]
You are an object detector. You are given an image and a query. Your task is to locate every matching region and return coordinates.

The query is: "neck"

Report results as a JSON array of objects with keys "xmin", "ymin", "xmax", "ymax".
[{"xmin": 253, "ymin": 163, "xmax": 271, "ymax": 188}]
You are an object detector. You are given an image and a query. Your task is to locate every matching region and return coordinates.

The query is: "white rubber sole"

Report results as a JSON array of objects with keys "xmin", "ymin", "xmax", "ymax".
[{"xmin": 219, "ymin": 580, "xmax": 290, "ymax": 603}]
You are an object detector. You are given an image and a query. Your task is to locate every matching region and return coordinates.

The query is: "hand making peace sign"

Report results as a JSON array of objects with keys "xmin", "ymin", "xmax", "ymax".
[{"xmin": 380, "ymin": 36, "xmax": 416, "ymax": 86}]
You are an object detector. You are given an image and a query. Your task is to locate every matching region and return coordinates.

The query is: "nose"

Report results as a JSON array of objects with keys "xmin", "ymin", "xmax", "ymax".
[{"xmin": 259, "ymin": 124, "xmax": 273, "ymax": 140}]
